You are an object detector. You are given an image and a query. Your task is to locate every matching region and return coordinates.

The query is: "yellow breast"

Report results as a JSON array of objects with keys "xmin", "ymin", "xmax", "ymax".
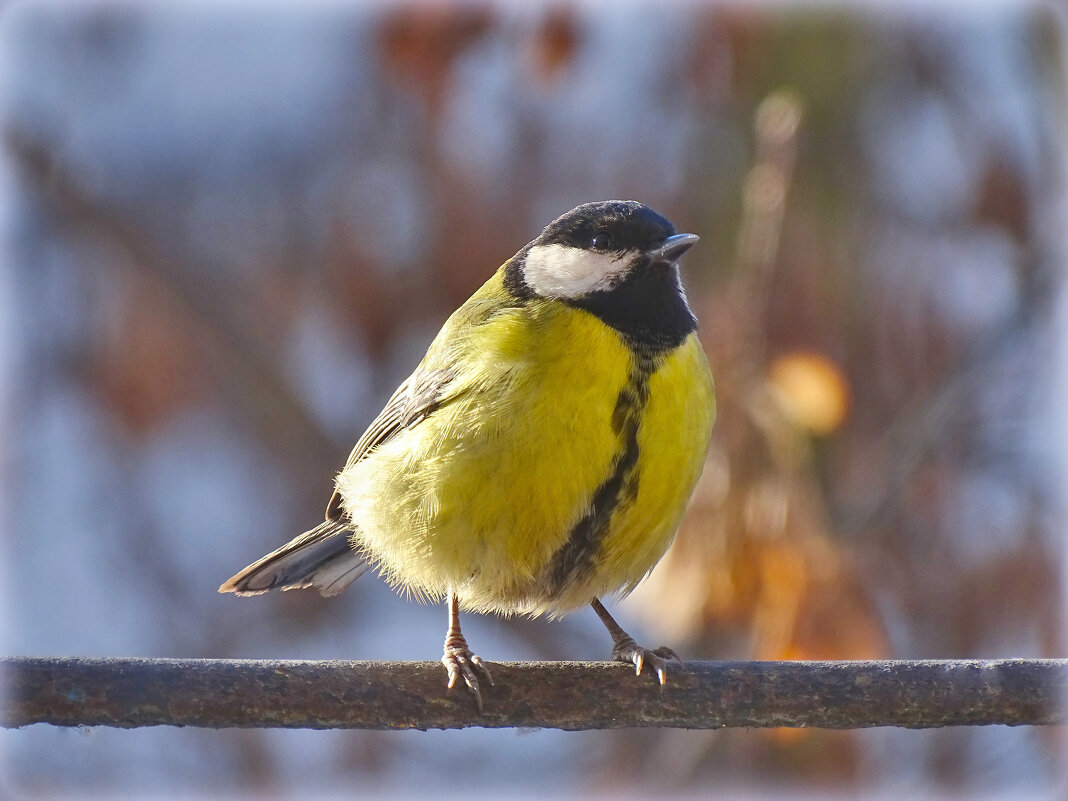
[{"xmin": 337, "ymin": 269, "xmax": 715, "ymax": 616}]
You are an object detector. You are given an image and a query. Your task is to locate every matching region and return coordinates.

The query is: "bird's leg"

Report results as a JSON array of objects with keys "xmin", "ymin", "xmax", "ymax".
[
  {"xmin": 441, "ymin": 590, "xmax": 493, "ymax": 711},
  {"xmin": 591, "ymin": 598, "xmax": 683, "ymax": 685}
]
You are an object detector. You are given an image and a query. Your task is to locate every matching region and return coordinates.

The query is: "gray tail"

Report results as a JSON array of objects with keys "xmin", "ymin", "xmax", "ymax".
[{"xmin": 219, "ymin": 520, "xmax": 370, "ymax": 598}]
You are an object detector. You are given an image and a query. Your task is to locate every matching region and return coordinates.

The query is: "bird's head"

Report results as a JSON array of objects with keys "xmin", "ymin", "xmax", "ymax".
[{"xmin": 505, "ymin": 200, "xmax": 701, "ymax": 349}]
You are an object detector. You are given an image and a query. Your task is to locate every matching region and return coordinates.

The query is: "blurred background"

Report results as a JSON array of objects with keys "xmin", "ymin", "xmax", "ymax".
[{"xmin": 0, "ymin": 0, "xmax": 1065, "ymax": 797}]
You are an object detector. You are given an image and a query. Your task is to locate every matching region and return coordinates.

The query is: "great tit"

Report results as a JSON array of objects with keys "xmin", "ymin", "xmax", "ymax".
[{"xmin": 220, "ymin": 200, "xmax": 716, "ymax": 710}]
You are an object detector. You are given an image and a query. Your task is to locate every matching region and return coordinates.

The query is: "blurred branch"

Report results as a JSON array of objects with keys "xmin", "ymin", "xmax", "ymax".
[
  {"xmin": 3, "ymin": 130, "xmax": 339, "ymax": 474},
  {"xmin": 728, "ymin": 90, "xmax": 804, "ymax": 370},
  {"xmin": 4, "ymin": 656, "xmax": 1065, "ymax": 730}
]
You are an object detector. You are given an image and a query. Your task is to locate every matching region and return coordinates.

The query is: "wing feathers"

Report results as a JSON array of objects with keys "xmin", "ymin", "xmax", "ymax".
[
  {"xmin": 221, "ymin": 368, "xmax": 456, "ymax": 599},
  {"xmin": 343, "ymin": 368, "xmax": 455, "ymax": 469},
  {"xmin": 323, "ymin": 367, "xmax": 455, "ymax": 521}
]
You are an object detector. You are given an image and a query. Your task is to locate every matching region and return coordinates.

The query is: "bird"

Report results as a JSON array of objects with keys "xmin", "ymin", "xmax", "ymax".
[{"xmin": 219, "ymin": 200, "xmax": 716, "ymax": 711}]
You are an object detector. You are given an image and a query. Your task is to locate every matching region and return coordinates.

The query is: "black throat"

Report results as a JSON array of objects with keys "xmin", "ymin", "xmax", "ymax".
[{"xmin": 567, "ymin": 260, "xmax": 697, "ymax": 352}]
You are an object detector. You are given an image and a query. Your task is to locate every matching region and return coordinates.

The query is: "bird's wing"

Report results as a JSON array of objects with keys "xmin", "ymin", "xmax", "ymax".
[
  {"xmin": 324, "ymin": 367, "xmax": 457, "ymax": 519},
  {"xmin": 221, "ymin": 368, "xmax": 460, "ymax": 597},
  {"xmin": 348, "ymin": 368, "xmax": 455, "ymax": 468}
]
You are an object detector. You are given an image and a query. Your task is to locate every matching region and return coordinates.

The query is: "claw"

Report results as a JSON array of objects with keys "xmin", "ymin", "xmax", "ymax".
[
  {"xmin": 591, "ymin": 599, "xmax": 685, "ymax": 686},
  {"xmin": 442, "ymin": 643, "xmax": 493, "ymax": 712},
  {"xmin": 611, "ymin": 637, "xmax": 684, "ymax": 685},
  {"xmin": 653, "ymin": 646, "xmax": 684, "ymax": 664}
]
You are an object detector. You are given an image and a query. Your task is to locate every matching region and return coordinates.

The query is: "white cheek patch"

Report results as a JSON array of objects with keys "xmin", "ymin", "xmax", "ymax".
[{"xmin": 523, "ymin": 244, "xmax": 634, "ymax": 299}]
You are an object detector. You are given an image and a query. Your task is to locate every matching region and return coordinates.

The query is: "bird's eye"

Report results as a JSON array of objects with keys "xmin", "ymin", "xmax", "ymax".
[{"xmin": 590, "ymin": 232, "xmax": 614, "ymax": 251}]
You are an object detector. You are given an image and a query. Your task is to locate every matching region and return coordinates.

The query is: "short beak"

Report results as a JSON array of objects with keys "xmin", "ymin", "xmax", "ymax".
[{"xmin": 649, "ymin": 233, "xmax": 700, "ymax": 264}]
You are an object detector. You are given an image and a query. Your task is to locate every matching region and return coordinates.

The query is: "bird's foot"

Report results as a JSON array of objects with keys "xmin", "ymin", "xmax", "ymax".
[
  {"xmin": 611, "ymin": 636, "xmax": 684, "ymax": 685},
  {"xmin": 442, "ymin": 635, "xmax": 494, "ymax": 712}
]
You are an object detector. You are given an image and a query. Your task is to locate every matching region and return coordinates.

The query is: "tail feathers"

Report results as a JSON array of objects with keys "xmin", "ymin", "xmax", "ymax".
[{"xmin": 219, "ymin": 520, "xmax": 370, "ymax": 598}]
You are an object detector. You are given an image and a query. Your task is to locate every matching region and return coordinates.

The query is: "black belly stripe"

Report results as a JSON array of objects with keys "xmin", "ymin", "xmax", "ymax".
[{"xmin": 546, "ymin": 348, "xmax": 660, "ymax": 596}]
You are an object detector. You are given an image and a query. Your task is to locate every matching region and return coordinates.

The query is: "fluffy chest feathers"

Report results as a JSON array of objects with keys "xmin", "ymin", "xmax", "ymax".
[{"xmin": 336, "ymin": 268, "xmax": 715, "ymax": 615}]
